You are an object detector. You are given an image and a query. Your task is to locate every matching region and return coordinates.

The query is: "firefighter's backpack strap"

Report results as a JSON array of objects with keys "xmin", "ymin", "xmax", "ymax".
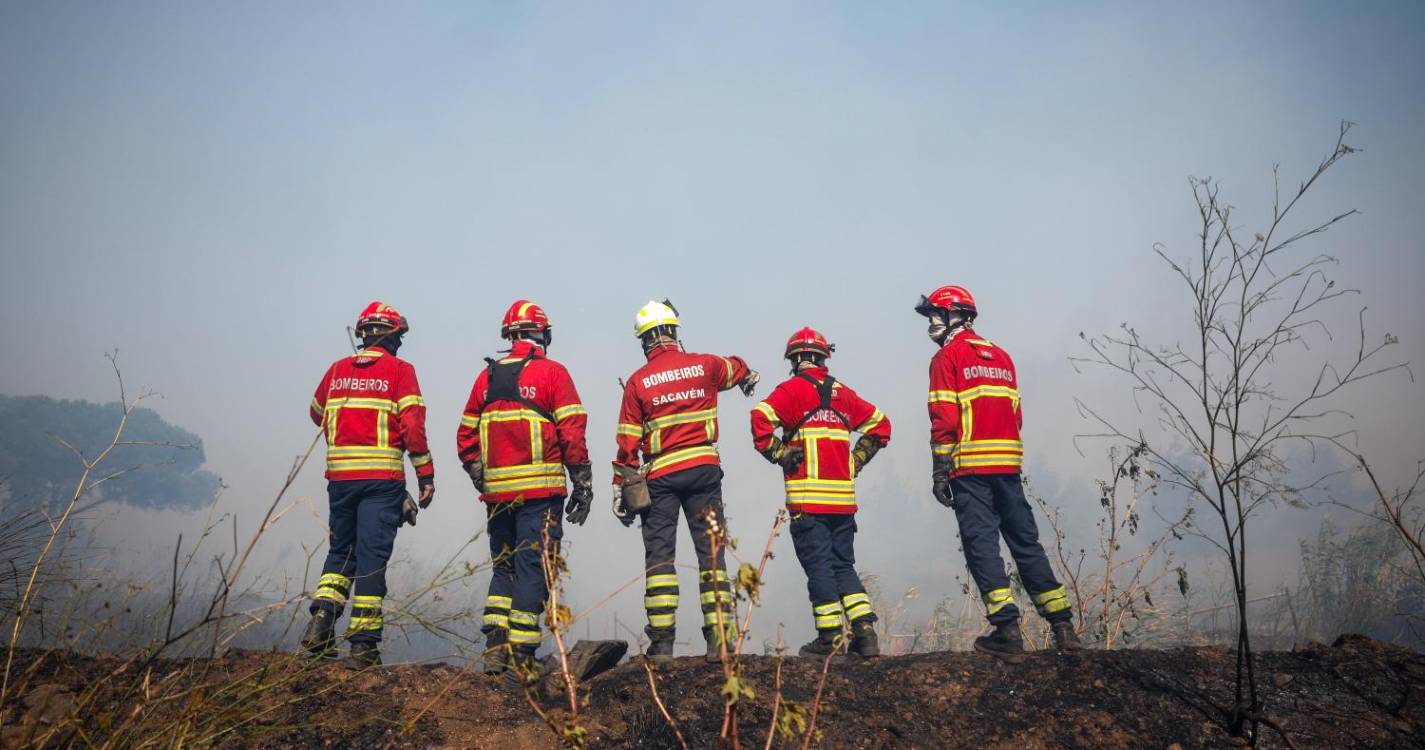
[
  {"xmin": 784, "ymin": 373, "xmax": 852, "ymax": 441},
  {"xmin": 484, "ymin": 352, "xmax": 556, "ymax": 423}
]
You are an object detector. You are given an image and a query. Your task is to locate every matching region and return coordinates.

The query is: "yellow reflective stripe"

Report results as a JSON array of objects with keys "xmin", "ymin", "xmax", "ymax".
[
  {"xmin": 486, "ymin": 595, "xmax": 513, "ymax": 609},
  {"xmin": 617, "ymin": 423, "xmax": 644, "ymax": 438},
  {"xmin": 699, "ymin": 569, "xmax": 729, "ymax": 583},
  {"xmin": 318, "ymin": 573, "xmax": 351, "ymax": 587},
  {"xmin": 410, "ymin": 452, "xmax": 433, "ymax": 467},
  {"xmin": 483, "ymin": 613, "xmax": 510, "ymax": 627},
  {"xmin": 509, "ymin": 610, "xmax": 539, "ymax": 627},
  {"xmin": 754, "ymin": 402, "xmax": 779, "ymax": 424},
  {"xmin": 508, "ymin": 629, "xmax": 542, "ymax": 644},
  {"xmin": 956, "ymin": 385, "xmax": 1019, "ymax": 402},
  {"xmin": 482, "ymin": 407, "xmax": 552, "ymax": 423},
  {"xmin": 325, "ymin": 397, "xmax": 396, "ymax": 411},
  {"xmin": 723, "ymin": 358, "xmax": 737, "ymax": 388},
  {"xmin": 785, "ymin": 480, "xmax": 855, "ymax": 492},
  {"xmin": 813, "ymin": 601, "xmax": 844, "ymax": 615},
  {"xmin": 983, "ymin": 588, "xmax": 1015, "ymax": 615},
  {"xmin": 356, "ymin": 348, "xmax": 385, "ymax": 358},
  {"xmin": 644, "ymin": 595, "xmax": 679, "ymax": 608},
  {"xmin": 328, "ymin": 445, "xmax": 403, "ymax": 458},
  {"xmin": 327, "ymin": 459, "xmax": 404, "ymax": 472},
  {"xmin": 957, "ymin": 439, "xmax": 1024, "ymax": 450},
  {"xmin": 485, "ymin": 475, "xmax": 567, "ymax": 493},
  {"xmin": 314, "ymin": 589, "xmax": 347, "ymax": 603},
  {"xmin": 845, "ymin": 603, "xmax": 874, "ymax": 620},
  {"xmin": 928, "ymin": 390, "xmax": 958, "ymax": 404},
  {"xmin": 396, "ymin": 394, "xmax": 425, "ymax": 412},
  {"xmin": 347, "ymin": 617, "xmax": 383, "ymax": 631},
  {"xmin": 814, "ymin": 616, "xmax": 842, "ymax": 629},
  {"xmin": 646, "ymin": 408, "xmax": 718, "ymax": 430},
  {"xmin": 855, "ymin": 409, "xmax": 886, "ymax": 433},
  {"xmin": 310, "ymin": 397, "xmax": 323, "ymax": 414},
  {"xmin": 931, "ymin": 442, "xmax": 955, "ymax": 456},
  {"xmin": 650, "ymin": 445, "xmax": 719, "ymax": 473},
  {"xmin": 648, "ymin": 613, "xmax": 676, "ymax": 628},
  {"xmin": 484, "ymin": 462, "xmax": 565, "ymax": 479},
  {"xmin": 787, "ymin": 497, "xmax": 858, "ymax": 507},
  {"xmin": 553, "ymin": 403, "xmax": 587, "ymax": 420},
  {"xmin": 796, "ymin": 427, "xmax": 850, "ymax": 439},
  {"xmin": 704, "ymin": 610, "xmax": 730, "ymax": 625},
  {"xmin": 646, "ymin": 574, "xmax": 679, "ymax": 589},
  {"xmin": 460, "ymin": 413, "xmax": 480, "ymax": 428},
  {"xmin": 841, "ymin": 593, "xmax": 871, "ymax": 608},
  {"xmin": 700, "ymin": 590, "xmax": 733, "ymax": 605}
]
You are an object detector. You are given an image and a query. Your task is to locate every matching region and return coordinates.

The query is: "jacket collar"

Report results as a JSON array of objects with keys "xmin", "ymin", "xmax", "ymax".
[
  {"xmin": 506, "ymin": 340, "xmax": 546, "ymax": 360},
  {"xmin": 645, "ymin": 342, "xmax": 681, "ymax": 362}
]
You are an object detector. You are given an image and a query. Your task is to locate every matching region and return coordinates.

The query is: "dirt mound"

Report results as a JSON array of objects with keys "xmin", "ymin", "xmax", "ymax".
[{"xmin": 4, "ymin": 635, "xmax": 1422, "ymax": 748}]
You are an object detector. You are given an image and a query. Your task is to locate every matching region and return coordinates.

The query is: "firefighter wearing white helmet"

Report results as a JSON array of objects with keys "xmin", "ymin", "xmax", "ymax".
[{"xmin": 613, "ymin": 299, "xmax": 760, "ymax": 662}]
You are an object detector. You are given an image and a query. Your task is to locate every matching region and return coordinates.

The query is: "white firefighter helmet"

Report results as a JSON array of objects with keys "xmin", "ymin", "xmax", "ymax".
[{"xmin": 634, "ymin": 300, "xmax": 680, "ymax": 338}]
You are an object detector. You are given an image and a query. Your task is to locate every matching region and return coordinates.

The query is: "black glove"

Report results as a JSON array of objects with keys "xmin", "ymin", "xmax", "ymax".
[
  {"xmin": 851, "ymin": 435, "xmax": 882, "ymax": 476},
  {"xmin": 739, "ymin": 369, "xmax": 761, "ymax": 397},
  {"xmin": 759, "ymin": 436, "xmax": 805, "ymax": 473},
  {"xmin": 464, "ymin": 460, "xmax": 485, "ymax": 493},
  {"xmin": 417, "ymin": 476, "xmax": 434, "ymax": 508},
  {"xmin": 932, "ymin": 453, "xmax": 954, "ymax": 508},
  {"xmin": 401, "ymin": 491, "xmax": 420, "ymax": 527},
  {"xmin": 565, "ymin": 464, "xmax": 593, "ymax": 525},
  {"xmin": 611, "ymin": 483, "xmax": 636, "ymax": 527}
]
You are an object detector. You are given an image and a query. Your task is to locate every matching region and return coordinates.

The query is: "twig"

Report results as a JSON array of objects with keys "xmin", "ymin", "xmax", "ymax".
[{"xmin": 641, "ymin": 658, "xmax": 688, "ymax": 750}]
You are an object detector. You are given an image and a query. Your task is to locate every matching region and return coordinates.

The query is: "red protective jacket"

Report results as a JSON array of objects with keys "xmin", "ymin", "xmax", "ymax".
[
  {"xmin": 928, "ymin": 328, "xmax": 1024, "ymax": 478},
  {"xmin": 456, "ymin": 341, "xmax": 589, "ymax": 502},
  {"xmin": 310, "ymin": 348, "xmax": 434, "ymax": 482},
  {"xmin": 751, "ymin": 368, "xmax": 891, "ymax": 514},
  {"xmin": 615, "ymin": 344, "xmax": 751, "ymax": 482}
]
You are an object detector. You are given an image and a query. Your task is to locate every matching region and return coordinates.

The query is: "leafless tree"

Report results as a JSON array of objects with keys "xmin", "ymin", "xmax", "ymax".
[{"xmin": 1073, "ymin": 122, "xmax": 1406, "ymax": 742}]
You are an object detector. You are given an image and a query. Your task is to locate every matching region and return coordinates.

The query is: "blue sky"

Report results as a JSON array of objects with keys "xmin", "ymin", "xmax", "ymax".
[{"xmin": 2, "ymin": 2, "xmax": 1422, "ymax": 653}]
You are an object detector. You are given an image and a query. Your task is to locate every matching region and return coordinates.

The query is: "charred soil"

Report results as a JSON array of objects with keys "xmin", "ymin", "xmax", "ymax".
[{"xmin": 4, "ymin": 634, "xmax": 1422, "ymax": 748}]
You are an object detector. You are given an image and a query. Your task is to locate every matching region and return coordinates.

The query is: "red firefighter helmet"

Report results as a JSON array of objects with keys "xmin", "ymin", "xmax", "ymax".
[
  {"xmin": 501, "ymin": 300, "xmax": 551, "ymax": 338},
  {"xmin": 915, "ymin": 285, "xmax": 978, "ymax": 318},
  {"xmin": 784, "ymin": 327, "xmax": 834, "ymax": 360},
  {"xmin": 355, "ymin": 301, "xmax": 409, "ymax": 334}
]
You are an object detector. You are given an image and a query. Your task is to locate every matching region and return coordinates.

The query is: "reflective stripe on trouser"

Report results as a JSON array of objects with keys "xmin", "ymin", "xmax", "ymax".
[
  {"xmin": 640, "ymin": 464, "xmax": 728, "ymax": 640},
  {"xmin": 311, "ymin": 479, "xmax": 405, "ymax": 644},
  {"xmin": 949, "ymin": 473, "xmax": 1072, "ymax": 625},
  {"xmin": 789, "ymin": 512, "xmax": 877, "ymax": 636},
  {"xmin": 348, "ymin": 595, "xmax": 383, "ymax": 637},
  {"xmin": 481, "ymin": 496, "xmax": 564, "ymax": 649}
]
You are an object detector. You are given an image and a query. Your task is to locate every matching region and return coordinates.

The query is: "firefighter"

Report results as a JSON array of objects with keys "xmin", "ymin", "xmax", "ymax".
[
  {"xmin": 612, "ymin": 300, "xmax": 760, "ymax": 662},
  {"xmin": 302, "ymin": 301, "xmax": 435, "ymax": 667},
  {"xmin": 750, "ymin": 328, "xmax": 891, "ymax": 658},
  {"xmin": 457, "ymin": 300, "xmax": 592, "ymax": 677},
  {"xmin": 915, "ymin": 285, "xmax": 1083, "ymax": 660}
]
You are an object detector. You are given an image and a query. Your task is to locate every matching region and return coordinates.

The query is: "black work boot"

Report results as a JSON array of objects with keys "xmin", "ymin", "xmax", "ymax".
[
  {"xmin": 704, "ymin": 625, "xmax": 733, "ymax": 663},
  {"xmin": 798, "ymin": 632, "xmax": 845, "ymax": 659},
  {"xmin": 974, "ymin": 621, "xmax": 1026, "ymax": 664},
  {"xmin": 505, "ymin": 647, "xmax": 540, "ymax": 690},
  {"xmin": 645, "ymin": 637, "xmax": 674, "ymax": 664},
  {"xmin": 850, "ymin": 619, "xmax": 880, "ymax": 658},
  {"xmin": 483, "ymin": 628, "xmax": 510, "ymax": 675},
  {"xmin": 1051, "ymin": 621, "xmax": 1084, "ymax": 652},
  {"xmin": 300, "ymin": 609, "xmax": 337, "ymax": 659},
  {"xmin": 344, "ymin": 641, "xmax": 381, "ymax": 668}
]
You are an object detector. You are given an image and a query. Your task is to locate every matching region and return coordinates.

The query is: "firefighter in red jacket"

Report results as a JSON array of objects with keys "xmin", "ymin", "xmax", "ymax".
[
  {"xmin": 751, "ymin": 328, "xmax": 891, "ymax": 658},
  {"xmin": 612, "ymin": 300, "xmax": 760, "ymax": 662},
  {"xmin": 916, "ymin": 285, "xmax": 1082, "ymax": 660},
  {"xmin": 302, "ymin": 301, "xmax": 435, "ymax": 667},
  {"xmin": 457, "ymin": 300, "xmax": 592, "ymax": 676}
]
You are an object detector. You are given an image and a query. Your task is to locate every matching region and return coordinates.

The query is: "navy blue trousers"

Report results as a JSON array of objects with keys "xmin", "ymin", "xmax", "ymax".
[
  {"xmin": 481, "ymin": 497, "xmax": 564, "ymax": 652},
  {"xmin": 311, "ymin": 479, "xmax": 405, "ymax": 644},
  {"xmin": 640, "ymin": 465, "xmax": 732, "ymax": 641},
  {"xmin": 950, "ymin": 473, "xmax": 1072, "ymax": 625},
  {"xmin": 790, "ymin": 513, "xmax": 877, "ymax": 635}
]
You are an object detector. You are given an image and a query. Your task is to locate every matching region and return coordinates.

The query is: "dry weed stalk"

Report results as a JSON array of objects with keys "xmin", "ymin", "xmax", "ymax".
[{"xmin": 640, "ymin": 657, "xmax": 688, "ymax": 750}]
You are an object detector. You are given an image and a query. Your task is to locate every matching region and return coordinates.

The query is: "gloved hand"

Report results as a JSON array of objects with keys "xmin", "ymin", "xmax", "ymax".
[
  {"xmin": 611, "ymin": 483, "xmax": 636, "ymax": 527},
  {"xmin": 759, "ymin": 436, "xmax": 805, "ymax": 473},
  {"xmin": 402, "ymin": 492, "xmax": 420, "ymax": 527},
  {"xmin": 851, "ymin": 435, "xmax": 882, "ymax": 476},
  {"xmin": 932, "ymin": 453, "xmax": 955, "ymax": 508},
  {"xmin": 417, "ymin": 476, "xmax": 435, "ymax": 508},
  {"xmin": 464, "ymin": 460, "xmax": 485, "ymax": 493},
  {"xmin": 739, "ymin": 369, "xmax": 760, "ymax": 397},
  {"xmin": 565, "ymin": 464, "xmax": 593, "ymax": 525}
]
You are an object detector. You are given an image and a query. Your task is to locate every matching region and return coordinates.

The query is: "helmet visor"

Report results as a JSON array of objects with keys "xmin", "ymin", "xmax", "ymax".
[{"xmin": 914, "ymin": 294, "xmax": 937, "ymax": 317}]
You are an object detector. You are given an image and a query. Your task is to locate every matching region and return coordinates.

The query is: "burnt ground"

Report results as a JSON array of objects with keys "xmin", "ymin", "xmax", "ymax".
[{"xmin": 3, "ymin": 634, "xmax": 1423, "ymax": 749}]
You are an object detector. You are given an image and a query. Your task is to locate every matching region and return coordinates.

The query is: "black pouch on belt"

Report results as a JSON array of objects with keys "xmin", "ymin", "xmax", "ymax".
[{"xmin": 612, "ymin": 462, "xmax": 652, "ymax": 514}]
